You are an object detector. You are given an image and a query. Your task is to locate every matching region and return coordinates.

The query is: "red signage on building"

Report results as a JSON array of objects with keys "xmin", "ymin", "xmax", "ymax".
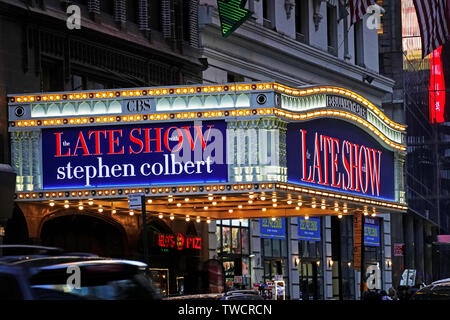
[
  {"xmin": 429, "ymin": 47, "xmax": 446, "ymax": 123},
  {"xmin": 157, "ymin": 233, "xmax": 202, "ymax": 250},
  {"xmin": 394, "ymin": 243, "xmax": 405, "ymax": 256}
]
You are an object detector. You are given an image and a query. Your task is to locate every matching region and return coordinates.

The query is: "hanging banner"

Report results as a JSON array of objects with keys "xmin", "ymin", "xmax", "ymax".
[
  {"xmin": 260, "ymin": 218, "xmax": 286, "ymax": 239},
  {"xmin": 41, "ymin": 120, "xmax": 227, "ymax": 189},
  {"xmin": 364, "ymin": 217, "xmax": 380, "ymax": 247},
  {"xmin": 298, "ymin": 217, "xmax": 321, "ymax": 241}
]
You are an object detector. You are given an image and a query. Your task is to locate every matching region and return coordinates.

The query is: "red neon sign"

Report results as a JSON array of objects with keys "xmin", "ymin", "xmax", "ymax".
[
  {"xmin": 157, "ymin": 233, "xmax": 202, "ymax": 250},
  {"xmin": 299, "ymin": 130, "xmax": 382, "ymax": 197},
  {"xmin": 429, "ymin": 47, "xmax": 446, "ymax": 123}
]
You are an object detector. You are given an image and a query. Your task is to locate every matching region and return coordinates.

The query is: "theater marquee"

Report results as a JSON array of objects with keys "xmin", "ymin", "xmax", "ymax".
[
  {"xmin": 42, "ymin": 121, "xmax": 227, "ymax": 188},
  {"xmin": 8, "ymin": 82, "xmax": 407, "ymax": 220}
]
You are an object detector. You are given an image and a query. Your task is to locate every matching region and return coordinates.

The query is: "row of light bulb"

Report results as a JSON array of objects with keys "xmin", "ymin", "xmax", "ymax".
[{"xmin": 157, "ymin": 212, "xmax": 211, "ymax": 224}]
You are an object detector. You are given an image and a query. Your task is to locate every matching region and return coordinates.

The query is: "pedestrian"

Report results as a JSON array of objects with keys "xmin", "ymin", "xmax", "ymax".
[
  {"xmin": 381, "ymin": 290, "xmax": 392, "ymax": 300},
  {"xmin": 388, "ymin": 287, "xmax": 398, "ymax": 300}
]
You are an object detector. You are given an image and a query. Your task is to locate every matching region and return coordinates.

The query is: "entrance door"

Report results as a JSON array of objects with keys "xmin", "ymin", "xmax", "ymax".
[
  {"xmin": 299, "ymin": 261, "xmax": 319, "ymax": 300},
  {"xmin": 149, "ymin": 268, "xmax": 169, "ymax": 296}
]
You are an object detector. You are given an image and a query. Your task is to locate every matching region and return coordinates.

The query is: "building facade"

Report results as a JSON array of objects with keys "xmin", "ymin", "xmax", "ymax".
[
  {"xmin": 8, "ymin": 82, "xmax": 407, "ymax": 299},
  {"xmin": 2, "ymin": 0, "xmax": 411, "ymax": 300},
  {"xmin": 198, "ymin": 0, "xmax": 403, "ymax": 299},
  {"xmin": 378, "ymin": 0, "xmax": 450, "ymax": 287},
  {"xmin": 0, "ymin": 0, "xmax": 204, "ymax": 245}
]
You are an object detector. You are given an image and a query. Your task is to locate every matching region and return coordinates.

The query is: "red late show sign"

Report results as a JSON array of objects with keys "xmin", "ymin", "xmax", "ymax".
[
  {"xmin": 157, "ymin": 233, "xmax": 201, "ymax": 250},
  {"xmin": 287, "ymin": 119, "xmax": 395, "ymax": 200}
]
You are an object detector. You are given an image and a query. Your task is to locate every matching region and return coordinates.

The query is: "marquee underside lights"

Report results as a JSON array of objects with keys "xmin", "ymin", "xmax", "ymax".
[{"xmin": 14, "ymin": 182, "xmax": 407, "ymax": 215}]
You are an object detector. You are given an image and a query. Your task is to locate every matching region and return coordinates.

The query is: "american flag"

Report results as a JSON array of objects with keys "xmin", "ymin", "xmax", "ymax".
[
  {"xmin": 349, "ymin": 0, "xmax": 376, "ymax": 26},
  {"xmin": 413, "ymin": 0, "xmax": 450, "ymax": 58}
]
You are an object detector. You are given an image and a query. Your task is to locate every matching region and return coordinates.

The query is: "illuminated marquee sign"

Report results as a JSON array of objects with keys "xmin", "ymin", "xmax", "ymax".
[
  {"xmin": 157, "ymin": 233, "xmax": 202, "ymax": 250},
  {"xmin": 42, "ymin": 120, "xmax": 227, "ymax": 189},
  {"xmin": 287, "ymin": 119, "xmax": 395, "ymax": 201},
  {"xmin": 326, "ymin": 95, "xmax": 367, "ymax": 119}
]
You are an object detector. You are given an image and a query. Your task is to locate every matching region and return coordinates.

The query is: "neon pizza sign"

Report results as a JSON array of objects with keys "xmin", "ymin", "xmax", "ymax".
[{"xmin": 157, "ymin": 233, "xmax": 202, "ymax": 250}]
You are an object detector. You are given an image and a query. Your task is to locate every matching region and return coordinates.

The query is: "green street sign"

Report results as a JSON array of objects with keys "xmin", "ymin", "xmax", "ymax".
[{"xmin": 217, "ymin": 0, "xmax": 252, "ymax": 38}]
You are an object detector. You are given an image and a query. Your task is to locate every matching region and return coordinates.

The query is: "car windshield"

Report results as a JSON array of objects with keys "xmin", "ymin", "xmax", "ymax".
[{"xmin": 29, "ymin": 263, "xmax": 160, "ymax": 300}]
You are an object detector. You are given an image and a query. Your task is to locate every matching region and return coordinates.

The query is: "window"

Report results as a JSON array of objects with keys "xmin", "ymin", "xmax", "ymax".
[
  {"xmin": 127, "ymin": 0, "xmax": 139, "ymax": 23},
  {"xmin": 354, "ymin": 20, "xmax": 365, "ymax": 66},
  {"xmin": 42, "ymin": 60, "xmax": 63, "ymax": 92},
  {"xmin": 295, "ymin": 0, "xmax": 309, "ymax": 43},
  {"xmin": 100, "ymin": 0, "xmax": 114, "ymax": 15},
  {"xmin": 216, "ymin": 219, "xmax": 251, "ymax": 290},
  {"xmin": 182, "ymin": 0, "xmax": 191, "ymax": 42},
  {"xmin": 222, "ymin": 226, "xmax": 231, "ymax": 253},
  {"xmin": 149, "ymin": 0, "xmax": 162, "ymax": 31},
  {"xmin": 262, "ymin": 0, "xmax": 275, "ymax": 29},
  {"xmin": 227, "ymin": 72, "xmax": 245, "ymax": 83},
  {"xmin": 327, "ymin": 4, "xmax": 338, "ymax": 56}
]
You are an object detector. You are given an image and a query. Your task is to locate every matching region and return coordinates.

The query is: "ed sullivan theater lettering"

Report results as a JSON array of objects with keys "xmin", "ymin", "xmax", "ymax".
[
  {"xmin": 42, "ymin": 121, "xmax": 227, "ymax": 188},
  {"xmin": 287, "ymin": 119, "xmax": 395, "ymax": 200}
]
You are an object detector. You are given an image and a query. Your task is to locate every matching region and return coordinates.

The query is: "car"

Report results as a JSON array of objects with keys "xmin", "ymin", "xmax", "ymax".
[
  {"xmin": 164, "ymin": 293, "xmax": 225, "ymax": 300},
  {"xmin": 221, "ymin": 289, "xmax": 264, "ymax": 300},
  {"xmin": 411, "ymin": 278, "xmax": 450, "ymax": 300},
  {"xmin": 0, "ymin": 245, "xmax": 162, "ymax": 300}
]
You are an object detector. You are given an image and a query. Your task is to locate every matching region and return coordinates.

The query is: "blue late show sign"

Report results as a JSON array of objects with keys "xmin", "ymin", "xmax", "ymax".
[
  {"xmin": 364, "ymin": 218, "xmax": 380, "ymax": 247},
  {"xmin": 286, "ymin": 119, "xmax": 395, "ymax": 201},
  {"xmin": 41, "ymin": 120, "xmax": 227, "ymax": 189},
  {"xmin": 298, "ymin": 217, "xmax": 321, "ymax": 241},
  {"xmin": 260, "ymin": 218, "xmax": 286, "ymax": 239}
]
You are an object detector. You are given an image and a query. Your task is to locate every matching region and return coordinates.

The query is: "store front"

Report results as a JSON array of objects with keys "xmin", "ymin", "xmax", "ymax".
[
  {"xmin": 215, "ymin": 219, "xmax": 251, "ymax": 290},
  {"xmin": 8, "ymin": 82, "xmax": 407, "ymax": 298},
  {"xmin": 298, "ymin": 216, "xmax": 324, "ymax": 300}
]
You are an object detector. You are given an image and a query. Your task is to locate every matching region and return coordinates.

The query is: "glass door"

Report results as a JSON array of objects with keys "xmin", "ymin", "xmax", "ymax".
[
  {"xmin": 299, "ymin": 261, "xmax": 319, "ymax": 300},
  {"xmin": 149, "ymin": 268, "xmax": 169, "ymax": 296}
]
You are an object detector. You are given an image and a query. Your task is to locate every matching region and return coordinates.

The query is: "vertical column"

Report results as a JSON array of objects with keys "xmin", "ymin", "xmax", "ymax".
[
  {"xmin": 114, "ymin": 0, "xmax": 127, "ymax": 28},
  {"xmin": 404, "ymin": 214, "xmax": 415, "ymax": 269},
  {"xmin": 250, "ymin": 219, "xmax": 263, "ymax": 286},
  {"xmin": 21, "ymin": 132, "xmax": 33, "ymax": 191},
  {"xmin": 288, "ymin": 217, "xmax": 300, "ymax": 299},
  {"xmin": 162, "ymin": 0, "xmax": 175, "ymax": 43},
  {"xmin": 414, "ymin": 218, "xmax": 425, "ymax": 285},
  {"xmin": 324, "ymin": 216, "xmax": 333, "ymax": 299},
  {"xmin": 11, "ymin": 132, "xmax": 23, "ymax": 191},
  {"xmin": 188, "ymin": 0, "xmax": 199, "ymax": 48},
  {"xmin": 208, "ymin": 221, "xmax": 217, "ymax": 260},
  {"xmin": 87, "ymin": 0, "xmax": 101, "ymax": 15},
  {"xmin": 138, "ymin": 0, "xmax": 150, "ymax": 33},
  {"xmin": 395, "ymin": 153, "xmax": 406, "ymax": 204},
  {"xmin": 424, "ymin": 222, "xmax": 433, "ymax": 284},
  {"xmin": 381, "ymin": 213, "xmax": 393, "ymax": 292},
  {"xmin": 247, "ymin": 122, "xmax": 257, "ymax": 181},
  {"xmin": 32, "ymin": 131, "xmax": 42, "ymax": 189}
]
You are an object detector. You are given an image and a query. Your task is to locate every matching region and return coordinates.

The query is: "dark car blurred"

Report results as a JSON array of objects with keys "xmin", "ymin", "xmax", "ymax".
[
  {"xmin": 411, "ymin": 278, "xmax": 450, "ymax": 300},
  {"xmin": 220, "ymin": 289, "xmax": 264, "ymax": 300},
  {"xmin": 0, "ymin": 245, "xmax": 161, "ymax": 300},
  {"xmin": 164, "ymin": 293, "xmax": 225, "ymax": 300}
]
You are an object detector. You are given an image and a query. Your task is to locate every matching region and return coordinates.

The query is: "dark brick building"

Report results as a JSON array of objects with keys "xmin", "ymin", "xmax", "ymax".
[{"xmin": 0, "ymin": 0, "xmax": 205, "ymax": 247}]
